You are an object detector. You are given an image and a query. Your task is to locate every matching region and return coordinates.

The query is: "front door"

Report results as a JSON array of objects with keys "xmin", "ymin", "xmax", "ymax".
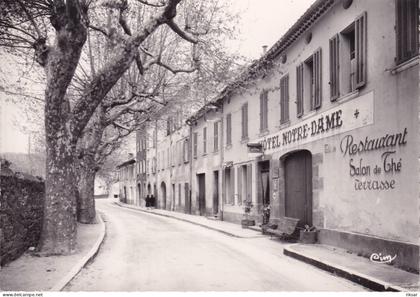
[
  {"xmin": 284, "ymin": 151, "xmax": 312, "ymax": 227},
  {"xmin": 197, "ymin": 174, "xmax": 206, "ymax": 216},
  {"xmin": 184, "ymin": 183, "xmax": 191, "ymax": 214},
  {"xmin": 213, "ymin": 171, "xmax": 219, "ymax": 215}
]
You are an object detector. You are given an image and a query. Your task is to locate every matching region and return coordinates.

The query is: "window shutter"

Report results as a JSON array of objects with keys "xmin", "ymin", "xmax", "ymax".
[
  {"xmin": 226, "ymin": 114, "xmax": 231, "ymax": 145},
  {"xmin": 280, "ymin": 79, "xmax": 284, "ymax": 121},
  {"xmin": 245, "ymin": 103, "xmax": 248, "ymax": 137},
  {"xmin": 296, "ymin": 63, "xmax": 304, "ymax": 117},
  {"xmin": 259, "ymin": 92, "xmax": 264, "ymax": 132},
  {"xmin": 241, "ymin": 105, "xmax": 244, "ymax": 139},
  {"xmin": 203, "ymin": 127, "xmax": 207, "ymax": 154},
  {"xmin": 285, "ymin": 75, "xmax": 289, "ymax": 122},
  {"xmin": 264, "ymin": 91, "xmax": 268, "ymax": 130},
  {"xmin": 214, "ymin": 121, "xmax": 219, "ymax": 152},
  {"xmin": 355, "ymin": 11, "xmax": 367, "ymax": 89},
  {"xmin": 193, "ymin": 132, "xmax": 197, "ymax": 158},
  {"xmin": 246, "ymin": 164, "xmax": 252, "ymax": 202},
  {"xmin": 280, "ymin": 75, "xmax": 289, "ymax": 123},
  {"xmin": 242, "ymin": 103, "xmax": 248, "ymax": 139},
  {"xmin": 329, "ymin": 34, "xmax": 340, "ymax": 101},
  {"xmin": 396, "ymin": 0, "xmax": 419, "ymax": 64},
  {"xmin": 230, "ymin": 167, "xmax": 235, "ymax": 204},
  {"xmin": 312, "ymin": 48, "xmax": 322, "ymax": 109},
  {"xmin": 237, "ymin": 166, "xmax": 242, "ymax": 205}
]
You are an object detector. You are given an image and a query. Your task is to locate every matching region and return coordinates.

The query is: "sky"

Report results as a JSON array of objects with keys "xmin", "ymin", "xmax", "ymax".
[{"xmin": 0, "ymin": 0, "xmax": 315, "ymax": 154}]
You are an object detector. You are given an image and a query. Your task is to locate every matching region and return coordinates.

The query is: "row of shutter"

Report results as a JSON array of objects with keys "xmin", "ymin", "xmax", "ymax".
[{"xmin": 262, "ymin": 11, "xmax": 368, "ymax": 122}]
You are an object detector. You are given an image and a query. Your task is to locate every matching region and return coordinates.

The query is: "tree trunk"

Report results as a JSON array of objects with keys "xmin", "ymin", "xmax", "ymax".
[
  {"xmin": 75, "ymin": 108, "xmax": 106, "ymax": 223},
  {"xmin": 38, "ymin": 121, "xmax": 78, "ymax": 255},
  {"xmin": 77, "ymin": 154, "xmax": 97, "ymax": 224}
]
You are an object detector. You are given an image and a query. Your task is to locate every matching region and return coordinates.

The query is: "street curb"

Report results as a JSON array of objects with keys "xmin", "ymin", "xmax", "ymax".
[
  {"xmin": 50, "ymin": 212, "xmax": 106, "ymax": 291},
  {"xmin": 113, "ymin": 202, "xmax": 262, "ymax": 239},
  {"xmin": 283, "ymin": 245, "xmax": 406, "ymax": 292}
]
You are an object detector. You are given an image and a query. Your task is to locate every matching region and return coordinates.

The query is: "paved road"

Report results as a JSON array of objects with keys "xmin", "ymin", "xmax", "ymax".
[{"xmin": 65, "ymin": 199, "xmax": 367, "ymax": 291}]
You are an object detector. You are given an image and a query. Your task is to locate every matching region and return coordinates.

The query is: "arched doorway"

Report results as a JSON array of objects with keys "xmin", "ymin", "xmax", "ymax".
[
  {"xmin": 153, "ymin": 184, "xmax": 157, "ymax": 208},
  {"xmin": 284, "ymin": 150, "xmax": 312, "ymax": 227},
  {"xmin": 147, "ymin": 183, "xmax": 151, "ymax": 195},
  {"xmin": 160, "ymin": 181, "xmax": 167, "ymax": 210}
]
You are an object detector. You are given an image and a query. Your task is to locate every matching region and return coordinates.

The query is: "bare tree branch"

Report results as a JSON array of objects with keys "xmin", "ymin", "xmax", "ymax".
[
  {"xmin": 167, "ymin": 19, "xmax": 198, "ymax": 44},
  {"xmin": 135, "ymin": 0, "xmax": 166, "ymax": 8},
  {"xmin": 89, "ymin": 24, "xmax": 108, "ymax": 37}
]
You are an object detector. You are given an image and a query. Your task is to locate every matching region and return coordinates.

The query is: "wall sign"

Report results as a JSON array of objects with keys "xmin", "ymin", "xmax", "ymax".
[
  {"xmin": 340, "ymin": 128, "xmax": 407, "ymax": 191},
  {"xmin": 254, "ymin": 92, "xmax": 374, "ymax": 154}
]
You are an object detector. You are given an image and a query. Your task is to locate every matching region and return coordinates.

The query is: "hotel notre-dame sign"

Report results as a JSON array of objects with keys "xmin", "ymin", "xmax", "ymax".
[{"xmin": 255, "ymin": 92, "xmax": 374, "ymax": 154}]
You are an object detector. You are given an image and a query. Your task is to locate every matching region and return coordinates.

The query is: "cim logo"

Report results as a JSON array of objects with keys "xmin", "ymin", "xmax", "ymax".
[{"xmin": 369, "ymin": 253, "xmax": 397, "ymax": 264}]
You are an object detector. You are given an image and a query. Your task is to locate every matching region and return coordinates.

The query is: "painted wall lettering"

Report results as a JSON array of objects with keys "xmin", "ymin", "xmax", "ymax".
[
  {"xmin": 340, "ymin": 128, "xmax": 407, "ymax": 191},
  {"xmin": 340, "ymin": 128, "xmax": 408, "ymax": 157},
  {"xmin": 254, "ymin": 91, "xmax": 373, "ymax": 154}
]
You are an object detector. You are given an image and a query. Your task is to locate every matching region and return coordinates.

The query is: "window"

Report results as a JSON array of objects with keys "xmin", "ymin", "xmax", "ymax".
[
  {"xmin": 296, "ymin": 64, "xmax": 304, "ymax": 117},
  {"xmin": 303, "ymin": 48, "xmax": 322, "ymax": 110},
  {"xmin": 329, "ymin": 34, "xmax": 340, "ymax": 100},
  {"xmin": 280, "ymin": 75, "xmax": 289, "ymax": 123},
  {"xmin": 166, "ymin": 118, "xmax": 171, "ymax": 136},
  {"xmin": 153, "ymin": 128, "xmax": 157, "ymax": 148},
  {"xmin": 176, "ymin": 140, "xmax": 183, "ymax": 166},
  {"xmin": 226, "ymin": 113, "xmax": 232, "ymax": 146},
  {"xmin": 152, "ymin": 157, "xmax": 156, "ymax": 173},
  {"xmin": 167, "ymin": 148, "xmax": 169, "ymax": 167},
  {"xmin": 241, "ymin": 103, "xmax": 248, "ymax": 140},
  {"xmin": 260, "ymin": 90, "xmax": 268, "ymax": 131},
  {"xmin": 214, "ymin": 121, "xmax": 219, "ymax": 152},
  {"xmin": 193, "ymin": 132, "xmax": 198, "ymax": 159},
  {"xmin": 203, "ymin": 127, "xmax": 207, "ymax": 155},
  {"xmin": 183, "ymin": 138, "xmax": 189, "ymax": 163},
  {"xmin": 396, "ymin": 0, "xmax": 419, "ymax": 64},
  {"xmin": 339, "ymin": 12, "xmax": 367, "ymax": 94}
]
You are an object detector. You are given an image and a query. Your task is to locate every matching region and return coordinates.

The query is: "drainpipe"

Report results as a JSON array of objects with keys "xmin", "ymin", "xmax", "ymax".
[
  {"xmin": 219, "ymin": 103, "xmax": 224, "ymax": 221},
  {"xmin": 187, "ymin": 119, "xmax": 193, "ymax": 215}
]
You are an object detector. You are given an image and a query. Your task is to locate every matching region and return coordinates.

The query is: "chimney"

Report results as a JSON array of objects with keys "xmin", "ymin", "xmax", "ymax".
[{"xmin": 262, "ymin": 45, "xmax": 268, "ymax": 55}]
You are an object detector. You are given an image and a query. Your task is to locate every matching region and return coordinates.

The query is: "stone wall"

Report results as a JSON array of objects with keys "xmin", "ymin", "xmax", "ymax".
[{"xmin": 0, "ymin": 162, "xmax": 45, "ymax": 266}]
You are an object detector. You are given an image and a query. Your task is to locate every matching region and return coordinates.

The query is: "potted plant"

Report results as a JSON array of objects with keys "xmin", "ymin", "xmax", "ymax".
[
  {"xmin": 241, "ymin": 200, "xmax": 255, "ymax": 228},
  {"xmin": 299, "ymin": 224, "xmax": 318, "ymax": 244},
  {"xmin": 262, "ymin": 204, "xmax": 271, "ymax": 225}
]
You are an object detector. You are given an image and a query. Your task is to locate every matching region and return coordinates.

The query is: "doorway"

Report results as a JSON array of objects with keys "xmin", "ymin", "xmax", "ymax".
[
  {"xmin": 171, "ymin": 183, "xmax": 175, "ymax": 211},
  {"xmin": 197, "ymin": 173, "xmax": 206, "ymax": 216},
  {"xmin": 184, "ymin": 183, "xmax": 191, "ymax": 214},
  {"xmin": 153, "ymin": 184, "xmax": 157, "ymax": 208},
  {"xmin": 258, "ymin": 161, "xmax": 270, "ymax": 206},
  {"xmin": 213, "ymin": 171, "xmax": 219, "ymax": 215},
  {"xmin": 160, "ymin": 182, "xmax": 167, "ymax": 210},
  {"xmin": 284, "ymin": 150, "xmax": 312, "ymax": 227}
]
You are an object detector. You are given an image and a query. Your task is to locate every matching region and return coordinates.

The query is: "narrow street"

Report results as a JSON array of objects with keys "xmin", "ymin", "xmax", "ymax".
[{"xmin": 64, "ymin": 199, "xmax": 366, "ymax": 291}]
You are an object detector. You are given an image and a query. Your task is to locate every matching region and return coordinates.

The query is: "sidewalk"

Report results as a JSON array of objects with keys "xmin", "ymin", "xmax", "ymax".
[
  {"xmin": 113, "ymin": 201, "xmax": 265, "ymax": 238},
  {"xmin": 0, "ymin": 213, "xmax": 105, "ymax": 291},
  {"xmin": 284, "ymin": 243, "xmax": 419, "ymax": 292}
]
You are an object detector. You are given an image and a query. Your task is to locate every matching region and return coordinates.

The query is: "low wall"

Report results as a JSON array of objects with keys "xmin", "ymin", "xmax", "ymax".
[{"xmin": 0, "ymin": 172, "xmax": 45, "ymax": 266}]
